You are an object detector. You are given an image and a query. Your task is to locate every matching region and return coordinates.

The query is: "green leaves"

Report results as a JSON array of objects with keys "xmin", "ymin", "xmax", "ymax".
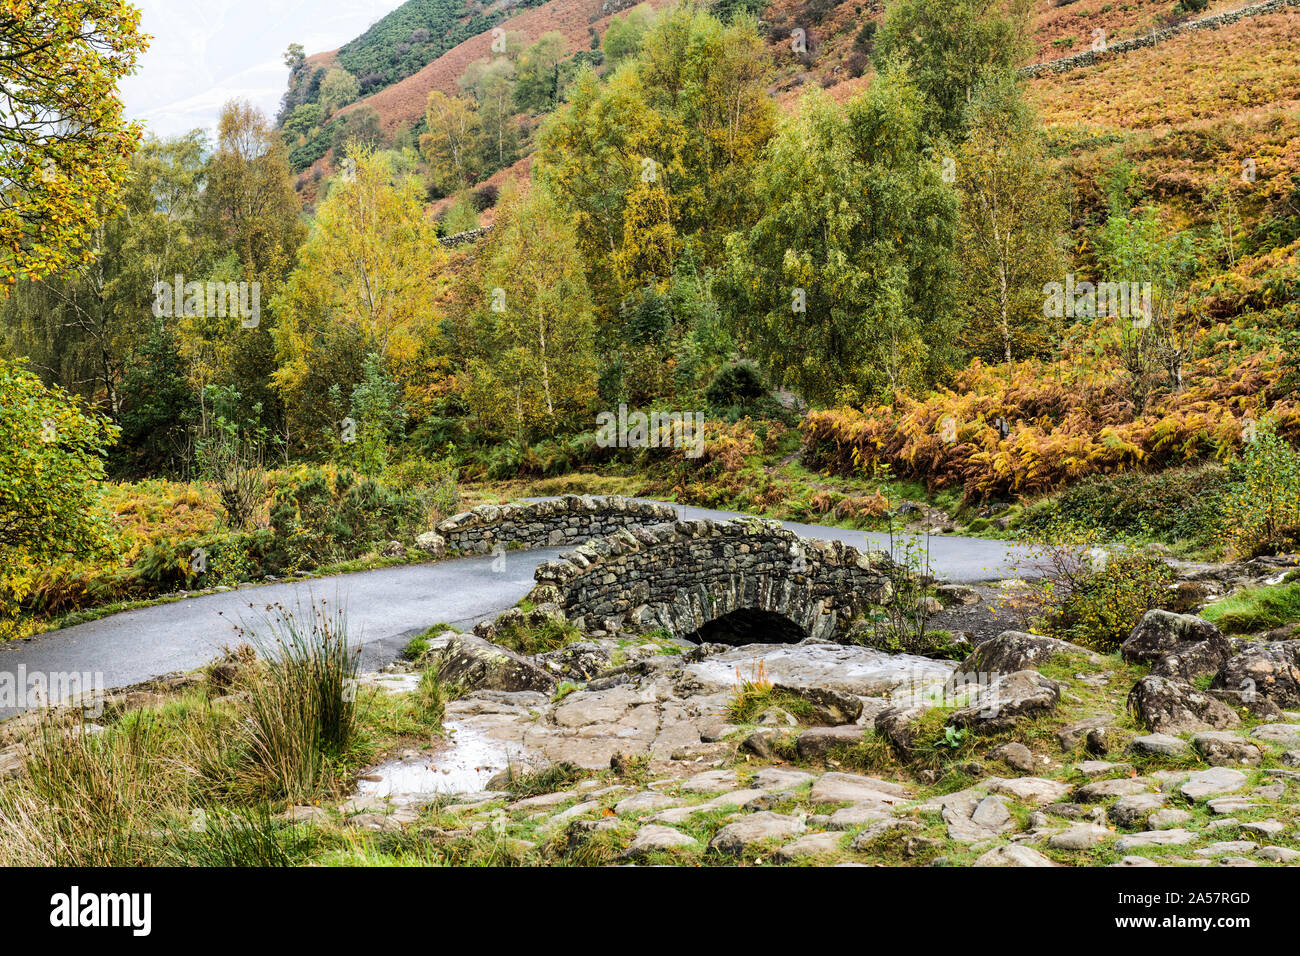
[
  {"xmin": 0, "ymin": 360, "xmax": 118, "ymax": 624},
  {"xmin": 725, "ymin": 75, "xmax": 960, "ymax": 404},
  {"xmin": 0, "ymin": 0, "xmax": 148, "ymax": 285}
]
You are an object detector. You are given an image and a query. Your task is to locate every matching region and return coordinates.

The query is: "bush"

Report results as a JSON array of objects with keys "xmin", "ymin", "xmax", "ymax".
[
  {"xmin": 1021, "ymin": 465, "xmax": 1230, "ymax": 549},
  {"xmin": 1054, "ymin": 552, "xmax": 1177, "ymax": 650},
  {"xmin": 267, "ymin": 467, "xmax": 426, "ymax": 571},
  {"xmin": 1221, "ymin": 425, "xmax": 1300, "ymax": 557},
  {"xmin": 705, "ymin": 361, "xmax": 768, "ymax": 409}
]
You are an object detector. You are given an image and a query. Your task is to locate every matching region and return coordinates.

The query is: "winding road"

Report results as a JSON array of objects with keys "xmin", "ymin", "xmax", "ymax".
[{"xmin": 0, "ymin": 502, "xmax": 1045, "ymax": 717}]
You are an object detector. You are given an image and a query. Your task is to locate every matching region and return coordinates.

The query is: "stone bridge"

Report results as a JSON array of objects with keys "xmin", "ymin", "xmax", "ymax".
[
  {"xmin": 524, "ymin": 516, "xmax": 893, "ymax": 644},
  {"xmin": 433, "ymin": 495, "xmax": 678, "ymax": 554}
]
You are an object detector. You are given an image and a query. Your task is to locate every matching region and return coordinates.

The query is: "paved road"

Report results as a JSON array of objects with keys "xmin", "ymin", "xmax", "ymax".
[{"xmin": 0, "ymin": 501, "xmax": 1044, "ymax": 716}]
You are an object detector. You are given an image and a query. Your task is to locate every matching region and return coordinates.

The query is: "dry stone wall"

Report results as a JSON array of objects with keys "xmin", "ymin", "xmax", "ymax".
[{"xmin": 1019, "ymin": 0, "xmax": 1300, "ymax": 78}]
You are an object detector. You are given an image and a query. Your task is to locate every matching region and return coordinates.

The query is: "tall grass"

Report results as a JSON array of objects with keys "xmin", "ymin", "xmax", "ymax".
[
  {"xmin": 233, "ymin": 599, "xmax": 361, "ymax": 801},
  {"xmin": 0, "ymin": 597, "xmax": 363, "ymax": 865},
  {"xmin": 0, "ymin": 712, "xmax": 175, "ymax": 866}
]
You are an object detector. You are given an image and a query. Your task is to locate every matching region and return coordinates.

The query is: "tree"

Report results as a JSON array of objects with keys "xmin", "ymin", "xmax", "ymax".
[
  {"xmin": 283, "ymin": 43, "xmax": 306, "ymax": 70},
  {"xmin": 419, "ymin": 92, "xmax": 481, "ymax": 192},
  {"xmin": 459, "ymin": 57, "xmax": 519, "ymax": 173},
  {"xmin": 536, "ymin": 7, "xmax": 774, "ymax": 312},
  {"xmin": 0, "ymin": 0, "xmax": 148, "ymax": 285},
  {"xmin": 603, "ymin": 4, "xmax": 655, "ymax": 64},
  {"xmin": 331, "ymin": 105, "xmax": 384, "ymax": 156},
  {"xmin": 319, "ymin": 68, "xmax": 360, "ymax": 115},
  {"xmin": 464, "ymin": 188, "xmax": 597, "ymax": 439},
  {"xmin": 0, "ymin": 359, "xmax": 118, "ymax": 627},
  {"xmin": 955, "ymin": 75, "xmax": 1064, "ymax": 364},
  {"xmin": 1, "ymin": 133, "xmax": 211, "ymax": 422},
  {"xmin": 284, "ymin": 102, "xmax": 324, "ymax": 138},
  {"xmin": 874, "ymin": 0, "xmax": 1031, "ymax": 138},
  {"xmin": 272, "ymin": 148, "xmax": 446, "ymax": 451},
  {"xmin": 722, "ymin": 78, "xmax": 959, "ymax": 403},
  {"xmin": 196, "ymin": 101, "xmax": 306, "ymax": 432},
  {"xmin": 514, "ymin": 32, "xmax": 567, "ymax": 113}
]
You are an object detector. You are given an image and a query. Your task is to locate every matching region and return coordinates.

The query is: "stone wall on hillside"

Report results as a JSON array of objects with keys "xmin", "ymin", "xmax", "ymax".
[
  {"xmin": 1019, "ymin": 0, "xmax": 1299, "ymax": 78},
  {"xmin": 524, "ymin": 516, "xmax": 893, "ymax": 642},
  {"xmin": 435, "ymin": 495, "xmax": 679, "ymax": 554}
]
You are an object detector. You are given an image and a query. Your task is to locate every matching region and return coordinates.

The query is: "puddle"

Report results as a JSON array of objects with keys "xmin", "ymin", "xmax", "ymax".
[{"xmin": 356, "ymin": 720, "xmax": 523, "ymax": 799}]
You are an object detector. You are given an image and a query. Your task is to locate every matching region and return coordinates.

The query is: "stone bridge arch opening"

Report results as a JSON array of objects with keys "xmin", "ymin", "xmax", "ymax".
[{"xmin": 685, "ymin": 608, "xmax": 807, "ymax": 646}]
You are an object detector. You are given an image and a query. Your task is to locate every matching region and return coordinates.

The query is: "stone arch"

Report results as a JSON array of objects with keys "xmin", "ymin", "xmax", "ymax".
[{"xmin": 525, "ymin": 517, "xmax": 892, "ymax": 642}]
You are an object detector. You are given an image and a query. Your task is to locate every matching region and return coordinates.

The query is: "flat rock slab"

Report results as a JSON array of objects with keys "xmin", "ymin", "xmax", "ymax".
[
  {"xmin": 1115, "ymin": 829, "xmax": 1197, "ymax": 851},
  {"xmin": 1240, "ymin": 819, "xmax": 1286, "ymax": 839},
  {"xmin": 509, "ymin": 790, "xmax": 580, "ymax": 811},
  {"xmin": 974, "ymin": 845, "xmax": 1058, "ymax": 867},
  {"xmin": 1048, "ymin": 823, "xmax": 1114, "ymax": 850},
  {"xmin": 983, "ymin": 777, "xmax": 1073, "ymax": 806},
  {"xmin": 1250, "ymin": 724, "xmax": 1300, "ymax": 747},
  {"xmin": 810, "ymin": 772, "xmax": 911, "ymax": 806},
  {"xmin": 751, "ymin": 767, "xmax": 817, "ymax": 791},
  {"xmin": 1193, "ymin": 841, "xmax": 1259, "ymax": 857},
  {"xmin": 682, "ymin": 769, "xmax": 738, "ymax": 793},
  {"xmin": 708, "ymin": 812, "xmax": 807, "ymax": 854},
  {"xmin": 775, "ymin": 832, "xmax": 844, "ymax": 861},
  {"xmin": 1076, "ymin": 778, "xmax": 1152, "ymax": 802},
  {"xmin": 1193, "ymin": 731, "xmax": 1263, "ymax": 767},
  {"xmin": 827, "ymin": 802, "xmax": 892, "ymax": 830},
  {"xmin": 1129, "ymin": 733, "xmax": 1189, "ymax": 756},
  {"xmin": 1076, "ymin": 761, "xmax": 1133, "ymax": 778},
  {"xmin": 1207, "ymin": 797, "xmax": 1260, "ymax": 815},
  {"xmin": 1149, "ymin": 808, "xmax": 1193, "ymax": 829},
  {"xmin": 615, "ymin": 792, "xmax": 682, "ymax": 816},
  {"xmin": 1180, "ymin": 768, "xmax": 1248, "ymax": 801},
  {"xmin": 1259, "ymin": 846, "xmax": 1300, "ymax": 863},
  {"xmin": 622, "ymin": 825, "xmax": 699, "ymax": 859},
  {"xmin": 684, "ymin": 643, "xmax": 953, "ymax": 698}
]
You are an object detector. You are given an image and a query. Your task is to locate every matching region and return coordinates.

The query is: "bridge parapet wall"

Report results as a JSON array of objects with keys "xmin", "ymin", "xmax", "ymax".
[
  {"xmin": 525, "ymin": 517, "xmax": 893, "ymax": 642},
  {"xmin": 435, "ymin": 495, "xmax": 678, "ymax": 554}
]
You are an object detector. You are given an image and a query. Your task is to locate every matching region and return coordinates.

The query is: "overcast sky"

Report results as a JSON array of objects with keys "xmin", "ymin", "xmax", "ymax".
[{"xmin": 120, "ymin": 0, "xmax": 404, "ymax": 138}]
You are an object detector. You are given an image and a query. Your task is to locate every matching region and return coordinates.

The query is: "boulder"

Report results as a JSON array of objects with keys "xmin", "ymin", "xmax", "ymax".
[
  {"xmin": 538, "ymin": 641, "xmax": 613, "ymax": 681},
  {"xmin": 947, "ymin": 670, "xmax": 1061, "ymax": 731},
  {"xmin": 1211, "ymin": 640, "xmax": 1300, "ymax": 707},
  {"xmin": 1127, "ymin": 733, "xmax": 1189, "ymax": 756},
  {"xmin": 1192, "ymin": 731, "xmax": 1263, "ymax": 767},
  {"xmin": 414, "ymin": 531, "xmax": 446, "ymax": 557},
  {"xmin": 1149, "ymin": 636, "xmax": 1233, "ymax": 683},
  {"xmin": 873, "ymin": 705, "xmax": 932, "ymax": 753},
  {"xmin": 435, "ymin": 634, "xmax": 558, "ymax": 693},
  {"xmin": 772, "ymin": 684, "xmax": 863, "ymax": 725},
  {"xmin": 1121, "ymin": 610, "xmax": 1223, "ymax": 664},
  {"xmin": 1127, "ymin": 675, "xmax": 1241, "ymax": 734},
  {"xmin": 796, "ymin": 725, "xmax": 865, "ymax": 760},
  {"xmin": 954, "ymin": 631, "xmax": 1092, "ymax": 678}
]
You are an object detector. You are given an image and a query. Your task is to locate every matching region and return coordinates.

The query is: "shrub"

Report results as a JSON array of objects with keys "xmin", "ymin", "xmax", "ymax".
[
  {"xmin": 1021, "ymin": 464, "xmax": 1230, "ymax": 548},
  {"xmin": 1220, "ymin": 425, "xmax": 1300, "ymax": 557},
  {"xmin": 705, "ymin": 361, "xmax": 768, "ymax": 409}
]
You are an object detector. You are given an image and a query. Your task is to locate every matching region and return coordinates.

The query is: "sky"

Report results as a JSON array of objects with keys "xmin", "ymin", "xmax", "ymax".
[{"xmin": 120, "ymin": 0, "xmax": 405, "ymax": 138}]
